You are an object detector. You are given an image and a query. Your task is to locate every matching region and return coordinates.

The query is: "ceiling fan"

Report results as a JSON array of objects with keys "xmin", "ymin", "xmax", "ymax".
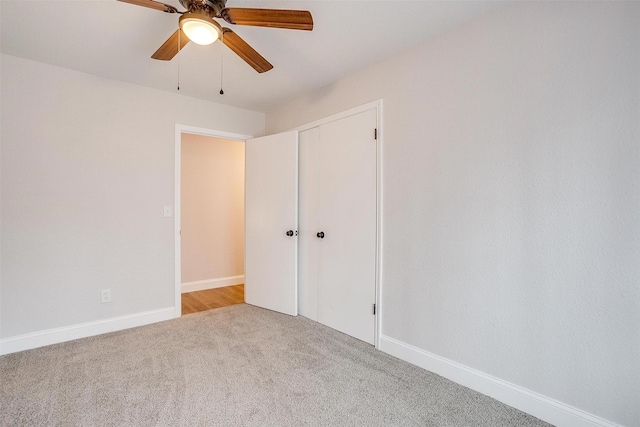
[{"xmin": 118, "ymin": 0, "xmax": 313, "ymax": 73}]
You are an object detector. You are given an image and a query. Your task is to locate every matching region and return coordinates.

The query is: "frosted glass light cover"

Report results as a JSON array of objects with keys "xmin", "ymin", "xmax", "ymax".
[{"xmin": 182, "ymin": 19, "xmax": 219, "ymax": 45}]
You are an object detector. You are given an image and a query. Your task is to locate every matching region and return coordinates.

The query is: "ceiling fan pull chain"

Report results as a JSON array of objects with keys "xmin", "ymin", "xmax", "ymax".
[
  {"xmin": 219, "ymin": 31, "xmax": 224, "ymax": 95},
  {"xmin": 177, "ymin": 27, "xmax": 181, "ymax": 90}
]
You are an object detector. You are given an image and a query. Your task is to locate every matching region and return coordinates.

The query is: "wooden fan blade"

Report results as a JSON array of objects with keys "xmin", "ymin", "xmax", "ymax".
[
  {"xmin": 220, "ymin": 8, "xmax": 313, "ymax": 31},
  {"xmin": 222, "ymin": 29, "xmax": 273, "ymax": 73},
  {"xmin": 117, "ymin": 0, "xmax": 179, "ymax": 13},
  {"xmin": 151, "ymin": 29, "xmax": 190, "ymax": 60}
]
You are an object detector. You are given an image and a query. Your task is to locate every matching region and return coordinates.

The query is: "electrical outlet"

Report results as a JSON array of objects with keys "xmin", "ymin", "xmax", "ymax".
[{"xmin": 101, "ymin": 289, "xmax": 112, "ymax": 304}]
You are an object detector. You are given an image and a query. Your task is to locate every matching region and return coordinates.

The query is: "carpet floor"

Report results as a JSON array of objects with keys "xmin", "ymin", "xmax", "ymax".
[{"xmin": 0, "ymin": 304, "xmax": 551, "ymax": 426}]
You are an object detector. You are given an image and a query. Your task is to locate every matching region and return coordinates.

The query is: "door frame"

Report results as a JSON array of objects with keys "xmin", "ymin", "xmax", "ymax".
[
  {"xmin": 291, "ymin": 99, "xmax": 384, "ymax": 348},
  {"xmin": 174, "ymin": 124, "xmax": 253, "ymax": 318}
]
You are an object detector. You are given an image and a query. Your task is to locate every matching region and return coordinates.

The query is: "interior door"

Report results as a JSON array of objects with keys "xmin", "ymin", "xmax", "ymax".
[
  {"xmin": 245, "ymin": 131, "xmax": 298, "ymax": 316},
  {"xmin": 298, "ymin": 109, "xmax": 377, "ymax": 343},
  {"xmin": 317, "ymin": 109, "xmax": 377, "ymax": 344}
]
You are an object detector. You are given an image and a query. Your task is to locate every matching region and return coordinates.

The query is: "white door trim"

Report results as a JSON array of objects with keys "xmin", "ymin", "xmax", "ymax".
[
  {"xmin": 174, "ymin": 125, "xmax": 254, "ymax": 317},
  {"xmin": 289, "ymin": 100, "xmax": 384, "ymax": 349}
]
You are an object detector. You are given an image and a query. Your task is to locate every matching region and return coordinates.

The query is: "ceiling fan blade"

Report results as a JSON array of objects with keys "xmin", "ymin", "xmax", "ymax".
[
  {"xmin": 222, "ymin": 29, "xmax": 273, "ymax": 73},
  {"xmin": 220, "ymin": 8, "xmax": 313, "ymax": 31},
  {"xmin": 151, "ymin": 29, "xmax": 190, "ymax": 60},
  {"xmin": 117, "ymin": 0, "xmax": 179, "ymax": 13}
]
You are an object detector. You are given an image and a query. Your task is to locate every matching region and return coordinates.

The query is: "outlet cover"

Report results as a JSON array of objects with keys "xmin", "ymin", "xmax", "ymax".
[{"xmin": 101, "ymin": 289, "xmax": 111, "ymax": 304}]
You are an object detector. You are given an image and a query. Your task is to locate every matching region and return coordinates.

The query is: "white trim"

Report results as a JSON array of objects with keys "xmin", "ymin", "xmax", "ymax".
[
  {"xmin": 378, "ymin": 335, "xmax": 622, "ymax": 427},
  {"xmin": 181, "ymin": 275, "xmax": 245, "ymax": 293},
  {"xmin": 375, "ymin": 100, "xmax": 383, "ymax": 350},
  {"xmin": 0, "ymin": 307, "xmax": 175, "ymax": 356},
  {"xmin": 174, "ymin": 125, "xmax": 254, "ymax": 318},
  {"xmin": 175, "ymin": 126, "xmax": 182, "ymax": 318},
  {"xmin": 176, "ymin": 124, "xmax": 252, "ymax": 141},
  {"xmin": 292, "ymin": 100, "xmax": 382, "ymax": 133}
]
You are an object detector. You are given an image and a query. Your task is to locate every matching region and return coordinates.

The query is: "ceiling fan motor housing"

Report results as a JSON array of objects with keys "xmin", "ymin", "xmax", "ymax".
[{"xmin": 179, "ymin": 0, "xmax": 227, "ymax": 16}]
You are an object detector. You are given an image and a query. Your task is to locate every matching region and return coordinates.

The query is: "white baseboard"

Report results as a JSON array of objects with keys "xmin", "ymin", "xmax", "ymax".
[
  {"xmin": 0, "ymin": 307, "xmax": 176, "ymax": 356},
  {"xmin": 378, "ymin": 335, "xmax": 621, "ymax": 427},
  {"xmin": 181, "ymin": 275, "xmax": 244, "ymax": 293}
]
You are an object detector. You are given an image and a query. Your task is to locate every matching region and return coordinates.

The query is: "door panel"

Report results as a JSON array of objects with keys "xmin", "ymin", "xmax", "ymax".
[
  {"xmin": 317, "ymin": 109, "xmax": 377, "ymax": 344},
  {"xmin": 298, "ymin": 127, "xmax": 321, "ymax": 320},
  {"xmin": 298, "ymin": 109, "xmax": 377, "ymax": 344},
  {"xmin": 245, "ymin": 131, "xmax": 298, "ymax": 316}
]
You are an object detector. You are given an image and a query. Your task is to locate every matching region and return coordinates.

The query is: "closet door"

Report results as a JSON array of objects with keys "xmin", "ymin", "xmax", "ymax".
[
  {"xmin": 245, "ymin": 131, "xmax": 298, "ymax": 316},
  {"xmin": 317, "ymin": 109, "xmax": 377, "ymax": 344},
  {"xmin": 299, "ymin": 109, "xmax": 377, "ymax": 344},
  {"xmin": 298, "ymin": 127, "xmax": 321, "ymax": 320}
]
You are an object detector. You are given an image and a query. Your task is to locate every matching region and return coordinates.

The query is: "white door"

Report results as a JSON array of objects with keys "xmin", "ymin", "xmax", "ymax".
[
  {"xmin": 245, "ymin": 131, "xmax": 298, "ymax": 316},
  {"xmin": 299, "ymin": 109, "xmax": 377, "ymax": 344},
  {"xmin": 298, "ymin": 127, "xmax": 321, "ymax": 320}
]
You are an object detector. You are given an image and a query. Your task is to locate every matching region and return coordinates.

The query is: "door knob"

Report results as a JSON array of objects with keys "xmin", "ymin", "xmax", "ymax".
[
  {"xmin": 286, "ymin": 230, "xmax": 294, "ymax": 237},
  {"xmin": 316, "ymin": 231, "xmax": 325, "ymax": 239}
]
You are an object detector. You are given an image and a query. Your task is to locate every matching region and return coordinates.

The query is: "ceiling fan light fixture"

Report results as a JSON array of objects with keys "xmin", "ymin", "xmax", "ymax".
[{"xmin": 179, "ymin": 11, "xmax": 222, "ymax": 45}]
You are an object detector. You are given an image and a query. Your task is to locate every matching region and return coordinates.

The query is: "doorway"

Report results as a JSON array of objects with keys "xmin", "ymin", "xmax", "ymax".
[
  {"xmin": 174, "ymin": 101, "xmax": 383, "ymax": 347},
  {"xmin": 174, "ymin": 125, "xmax": 253, "ymax": 317}
]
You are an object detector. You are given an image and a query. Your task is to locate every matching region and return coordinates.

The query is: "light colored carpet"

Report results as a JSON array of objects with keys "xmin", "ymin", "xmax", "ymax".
[{"xmin": 0, "ymin": 304, "xmax": 550, "ymax": 426}]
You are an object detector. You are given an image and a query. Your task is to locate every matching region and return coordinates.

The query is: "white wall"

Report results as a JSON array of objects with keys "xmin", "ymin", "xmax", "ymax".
[
  {"xmin": 0, "ymin": 54, "xmax": 263, "ymax": 344},
  {"xmin": 181, "ymin": 134, "xmax": 244, "ymax": 286},
  {"xmin": 267, "ymin": 3, "xmax": 639, "ymax": 426}
]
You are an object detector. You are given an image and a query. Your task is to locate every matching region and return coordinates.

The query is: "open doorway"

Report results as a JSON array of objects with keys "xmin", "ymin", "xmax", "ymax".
[{"xmin": 174, "ymin": 125, "xmax": 253, "ymax": 316}]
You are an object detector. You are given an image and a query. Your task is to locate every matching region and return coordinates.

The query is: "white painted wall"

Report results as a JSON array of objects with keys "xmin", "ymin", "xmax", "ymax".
[
  {"xmin": 0, "ymin": 54, "xmax": 264, "ymax": 342},
  {"xmin": 266, "ymin": 3, "xmax": 640, "ymax": 426},
  {"xmin": 181, "ymin": 134, "xmax": 244, "ymax": 286}
]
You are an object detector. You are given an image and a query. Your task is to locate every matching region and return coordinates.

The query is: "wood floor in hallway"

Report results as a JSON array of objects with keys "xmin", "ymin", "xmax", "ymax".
[{"xmin": 181, "ymin": 284, "xmax": 244, "ymax": 315}]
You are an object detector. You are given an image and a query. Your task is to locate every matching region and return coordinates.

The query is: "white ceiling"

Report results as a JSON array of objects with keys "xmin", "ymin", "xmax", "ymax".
[{"xmin": 1, "ymin": 0, "xmax": 503, "ymax": 112}]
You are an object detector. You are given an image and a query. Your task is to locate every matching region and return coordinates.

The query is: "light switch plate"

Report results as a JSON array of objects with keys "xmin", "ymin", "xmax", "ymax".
[{"xmin": 101, "ymin": 289, "xmax": 111, "ymax": 304}]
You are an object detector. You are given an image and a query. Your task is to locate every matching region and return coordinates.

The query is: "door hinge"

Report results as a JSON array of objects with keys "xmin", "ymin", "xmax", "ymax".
[
  {"xmin": 374, "ymin": 128, "xmax": 377, "ymax": 140},
  {"xmin": 373, "ymin": 303, "xmax": 376, "ymax": 315}
]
